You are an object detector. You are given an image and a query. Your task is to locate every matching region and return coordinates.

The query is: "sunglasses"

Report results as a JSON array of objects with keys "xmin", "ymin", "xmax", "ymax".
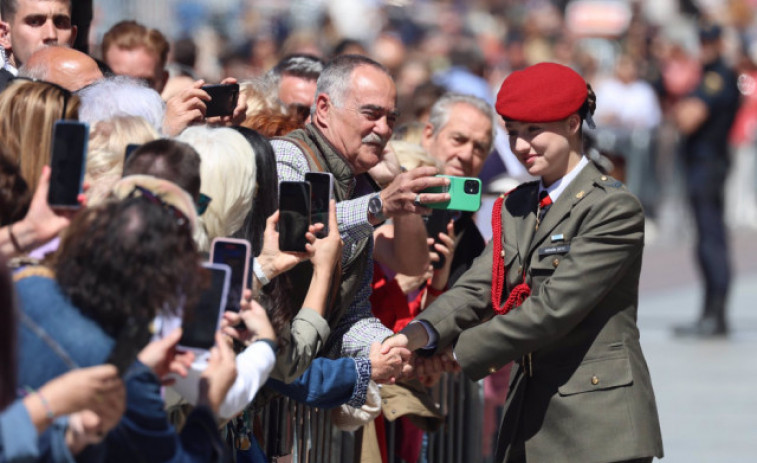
[
  {"xmin": 128, "ymin": 185, "xmax": 190, "ymax": 230},
  {"xmin": 196, "ymin": 193, "xmax": 212, "ymax": 215},
  {"xmin": 11, "ymin": 76, "xmax": 73, "ymax": 120}
]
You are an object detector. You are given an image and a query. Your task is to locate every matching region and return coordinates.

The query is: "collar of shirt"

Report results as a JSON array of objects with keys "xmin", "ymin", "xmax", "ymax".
[{"xmin": 538, "ymin": 155, "xmax": 590, "ymax": 202}]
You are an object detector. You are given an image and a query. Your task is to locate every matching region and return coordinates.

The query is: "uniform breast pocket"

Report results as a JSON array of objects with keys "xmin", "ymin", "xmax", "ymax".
[{"xmin": 531, "ymin": 242, "xmax": 570, "ymax": 277}]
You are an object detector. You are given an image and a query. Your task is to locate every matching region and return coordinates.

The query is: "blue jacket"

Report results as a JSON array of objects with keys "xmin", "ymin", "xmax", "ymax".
[
  {"xmin": 265, "ymin": 357, "xmax": 367, "ymax": 409},
  {"xmin": 0, "ymin": 400, "xmax": 74, "ymax": 463},
  {"xmin": 14, "ymin": 273, "xmax": 227, "ymax": 463}
]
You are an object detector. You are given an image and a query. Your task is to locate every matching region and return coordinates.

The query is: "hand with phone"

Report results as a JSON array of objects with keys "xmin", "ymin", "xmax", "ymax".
[
  {"xmin": 425, "ymin": 219, "xmax": 456, "ymax": 306},
  {"xmin": 308, "ymin": 200, "xmax": 342, "ymax": 276},
  {"xmin": 419, "ymin": 175, "xmax": 482, "ymax": 212},
  {"xmin": 2, "ymin": 165, "xmax": 86, "ymax": 257},
  {"xmin": 137, "ymin": 328, "xmax": 196, "ymax": 385},
  {"xmin": 210, "ymin": 238, "xmax": 251, "ymax": 313},
  {"xmin": 371, "ymin": 166, "xmax": 450, "ymax": 223},
  {"xmin": 163, "ymin": 79, "xmax": 211, "ymax": 136},
  {"xmin": 254, "ymin": 209, "xmax": 317, "ymax": 286},
  {"xmin": 204, "ymin": 77, "xmax": 247, "ymax": 126},
  {"xmin": 221, "ymin": 290, "xmax": 276, "ymax": 347}
]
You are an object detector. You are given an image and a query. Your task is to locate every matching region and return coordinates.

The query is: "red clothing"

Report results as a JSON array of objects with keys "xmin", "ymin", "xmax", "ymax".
[{"xmin": 370, "ymin": 262, "xmax": 424, "ymax": 333}]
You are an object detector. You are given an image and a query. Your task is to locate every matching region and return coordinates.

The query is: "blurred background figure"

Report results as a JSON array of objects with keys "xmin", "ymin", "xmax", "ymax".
[{"xmin": 672, "ymin": 23, "xmax": 741, "ymax": 338}]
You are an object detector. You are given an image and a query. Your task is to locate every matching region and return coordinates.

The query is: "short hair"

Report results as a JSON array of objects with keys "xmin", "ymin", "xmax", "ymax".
[
  {"xmin": 176, "ymin": 126, "xmax": 257, "ymax": 252},
  {"xmin": 123, "ymin": 138, "xmax": 201, "ymax": 201},
  {"xmin": 102, "ymin": 20, "xmax": 170, "ymax": 69},
  {"xmin": 1, "ymin": 0, "xmax": 70, "ymax": 21},
  {"xmin": 269, "ymin": 54, "xmax": 325, "ymax": 84},
  {"xmin": 85, "ymin": 116, "xmax": 159, "ymax": 206},
  {"xmin": 427, "ymin": 92, "xmax": 497, "ymax": 153},
  {"xmin": 315, "ymin": 54, "xmax": 391, "ymax": 109},
  {"xmin": 77, "ymin": 75, "xmax": 165, "ymax": 132}
]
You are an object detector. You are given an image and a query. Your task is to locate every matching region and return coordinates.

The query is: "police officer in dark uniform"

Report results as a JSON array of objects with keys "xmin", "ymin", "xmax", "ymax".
[{"xmin": 673, "ymin": 23, "xmax": 741, "ymax": 337}]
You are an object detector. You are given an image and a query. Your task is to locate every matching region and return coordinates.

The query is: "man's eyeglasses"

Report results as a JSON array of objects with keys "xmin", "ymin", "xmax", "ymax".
[
  {"xmin": 11, "ymin": 76, "xmax": 73, "ymax": 120},
  {"xmin": 128, "ymin": 185, "xmax": 191, "ymax": 230}
]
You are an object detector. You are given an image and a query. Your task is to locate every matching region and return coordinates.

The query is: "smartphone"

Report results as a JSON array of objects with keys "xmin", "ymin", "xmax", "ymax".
[
  {"xmin": 304, "ymin": 172, "xmax": 334, "ymax": 238},
  {"xmin": 179, "ymin": 262, "xmax": 230, "ymax": 351},
  {"xmin": 424, "ymin": 209, "xmax": 453, "ymax": 269},
  {"xmin": 421, "ymin": 175, "xmax": 482, "ymax": 212},
  {"xmin": 124, "ymin": 143, "xmax": 141, "ymax": 162},
  {"xmin": 278, "ymin": 181, "xmax": 311, "ymax": 252},
  {"xmin": 210, "ymin": 237, "xmax": 251, "ymax": 313},
  {"xmin": 48, "ymin": 120, "xmax": 89, "ymax": 208},
  {"xmin": 201, "ymin": 83, "xmax": 240, "ymax": 118}
]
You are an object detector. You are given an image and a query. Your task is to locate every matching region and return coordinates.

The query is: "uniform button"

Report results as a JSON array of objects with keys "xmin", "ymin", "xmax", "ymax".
[
  {"xmin": 489, "ymin": 367, "xmax": 497, "ymax": 374},
  {"xmin": 517, "ymin": 265, "xmax": 523, "ymax": 274},
  {"xmin": 576, "ymin": 191, "xmax": 585, "ymax": 199},
  {"xmin": 601, "ymin": 176, "xmax": 608, "ymax": 181},
  {"xmin": 500, "ymin": 250, "xmax": 505, "ymax": 257},
  {"xmin": 591, "ymin": 376, "xmax": 599, "ymax": 385},
  {"xmin": 391, "ymin": 409, "xmax": 396, "ymax": 414},
  {"xmin": 552, "ymin": 258, "xmax": 559, "ymax": 268}
]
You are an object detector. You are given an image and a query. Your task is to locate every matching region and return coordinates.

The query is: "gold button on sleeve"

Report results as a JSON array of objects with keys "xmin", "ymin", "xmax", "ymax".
[{"xmin": 591, "ymin": 376, "xmax": 599, "ymax": 385}]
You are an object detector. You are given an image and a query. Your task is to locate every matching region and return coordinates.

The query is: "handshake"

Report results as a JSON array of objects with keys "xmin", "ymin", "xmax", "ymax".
[{"xmin": 369, "ymin": 326, "xmax": 461, "ymax": 385}]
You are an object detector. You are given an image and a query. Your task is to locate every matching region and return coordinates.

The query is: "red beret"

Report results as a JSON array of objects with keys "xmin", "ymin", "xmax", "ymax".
[{"xmin": 495, "ymin": 62, "xmax": 587, "ymax": 122}]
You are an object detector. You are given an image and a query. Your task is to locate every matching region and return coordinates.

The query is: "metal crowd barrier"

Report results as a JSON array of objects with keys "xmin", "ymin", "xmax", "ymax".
[{"xmin": 252, "ymin": 373, "xmax": 484, "ymax": 463}]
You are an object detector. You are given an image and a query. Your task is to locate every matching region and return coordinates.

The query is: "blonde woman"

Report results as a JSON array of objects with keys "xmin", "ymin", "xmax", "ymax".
[
  {"xmin": 0, "ymin": 79, "xmax": 79, "ymax": 191},
  {"xmin": 85, "ymin": 116, "xmax": 159, "ymax": 205}
]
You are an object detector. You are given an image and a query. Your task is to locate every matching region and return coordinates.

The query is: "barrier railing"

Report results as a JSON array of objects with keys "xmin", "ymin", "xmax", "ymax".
[{"xmin": 251, "ymin": 373, "xmax": 484, "ymax": 462}]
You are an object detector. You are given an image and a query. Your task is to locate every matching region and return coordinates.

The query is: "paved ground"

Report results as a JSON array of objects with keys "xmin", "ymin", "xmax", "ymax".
[{"xmin": 638, "ymin": 221, "xmax": 757, "ymax": 463}]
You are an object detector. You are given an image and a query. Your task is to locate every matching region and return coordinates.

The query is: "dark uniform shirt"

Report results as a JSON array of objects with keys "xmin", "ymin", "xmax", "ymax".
[{"xmin": 684, "ymin": 57, "xmax": 740, "ymax": 161}]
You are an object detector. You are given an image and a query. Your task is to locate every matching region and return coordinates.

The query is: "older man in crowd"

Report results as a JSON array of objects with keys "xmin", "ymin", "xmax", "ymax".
[
  {"xmin": 421, "ymin": 92, "xmax": 496, "ymax": 283},
  {"xmin": 271, "ymin": 55, "xmax": 449, "ymax": 376},
  {"xmin": 20, "ymin": 45, "xmax": 101, "ymax": 90},
  {"xmin": 267, "ymin": 53, "xmax": 324, "ymax": 121}
]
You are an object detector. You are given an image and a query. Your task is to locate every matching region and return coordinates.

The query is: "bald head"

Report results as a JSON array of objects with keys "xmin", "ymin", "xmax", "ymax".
[{"xmin": 21, "ymin": 46, "xmax": 103, "ymax": 91}]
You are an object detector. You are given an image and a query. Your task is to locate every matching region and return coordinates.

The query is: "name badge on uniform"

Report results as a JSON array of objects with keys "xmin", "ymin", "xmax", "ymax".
[{"xmin": 538, "ymin": 244, "xmax": 570, "ymax": 257}]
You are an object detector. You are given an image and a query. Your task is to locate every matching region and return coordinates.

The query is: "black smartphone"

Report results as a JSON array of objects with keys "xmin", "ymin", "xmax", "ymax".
[
  {"xmin": 424, "ymin": 209, "xmax": 453, "ymax": 269},
  {"xmin": 278, "ymin": 181, "xmax": 311, "ymax": 252},
  {"xmin": 48, "ymin": 120, "xmax": 89, "ymax": 208},
  {"xmin": 179, "ymin": 263, "xmax": 230, "ymax": 351},
  {"xmin": 201, "ymin": 83, "xmax": 240, "ymax": 118},
  {"xmin": 124, "ymin": 143, "xmax": 141, "ymax": 162},
  {"xmin": 106, "ymin": 315, "xmax": 153, "ymax": 376},
  {"xmin": 304, "ymin": 172, "xmax": 334, "ymax": 238},
  {"xmin": 210, "ymin": 238, "xmax": 251, "ymax": 313}
]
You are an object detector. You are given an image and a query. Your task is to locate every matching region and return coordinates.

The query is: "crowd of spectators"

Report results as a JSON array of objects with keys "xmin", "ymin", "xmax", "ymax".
[{"xmin": 1, "ymin": 0, "xmax": 756, "ymax": 462}]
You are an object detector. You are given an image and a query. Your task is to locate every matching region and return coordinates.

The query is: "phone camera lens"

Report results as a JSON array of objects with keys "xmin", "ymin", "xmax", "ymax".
[{"xmin": 464, "ymin": 180, "xmax": 479, "ymax": 194}]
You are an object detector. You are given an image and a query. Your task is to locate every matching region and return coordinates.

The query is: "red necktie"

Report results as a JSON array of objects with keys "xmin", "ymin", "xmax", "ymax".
[{"xmin": 536, "ymin": 191, "xmax": 552, "ymax": 230}]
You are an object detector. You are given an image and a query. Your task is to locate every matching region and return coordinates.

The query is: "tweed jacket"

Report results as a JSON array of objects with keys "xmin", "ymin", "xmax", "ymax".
[{"xmin": 416, "ymin": 161, "xmax": 663, "ymax": 463}]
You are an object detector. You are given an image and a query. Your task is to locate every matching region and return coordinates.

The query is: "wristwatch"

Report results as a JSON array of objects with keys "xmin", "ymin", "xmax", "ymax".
[{"xmin": 368, "ymin": 193, "xmax": 387, "ymax": 223}]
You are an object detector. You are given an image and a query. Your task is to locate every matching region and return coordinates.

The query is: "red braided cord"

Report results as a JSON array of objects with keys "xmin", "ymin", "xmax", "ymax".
[{"xmin": 491, "ymin": 194, "xmax": 531, "ymax": 315}]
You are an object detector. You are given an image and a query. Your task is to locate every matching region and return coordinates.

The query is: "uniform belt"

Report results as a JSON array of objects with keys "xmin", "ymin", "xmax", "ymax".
[{"xmin": 519, "ymin": 353, "xmax": 534, "ymax": 377}]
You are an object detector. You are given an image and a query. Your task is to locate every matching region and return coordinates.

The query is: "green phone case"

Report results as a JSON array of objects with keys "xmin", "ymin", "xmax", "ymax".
[{"xmin": 422, "ymin": 175, "xmax": 482, "ymax": 212}]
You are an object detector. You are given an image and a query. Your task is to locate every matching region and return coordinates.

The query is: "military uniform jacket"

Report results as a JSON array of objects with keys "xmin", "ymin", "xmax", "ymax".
[{"xmin": 416, "ymin": 162, "xmax": 663, "ymax": 463}]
